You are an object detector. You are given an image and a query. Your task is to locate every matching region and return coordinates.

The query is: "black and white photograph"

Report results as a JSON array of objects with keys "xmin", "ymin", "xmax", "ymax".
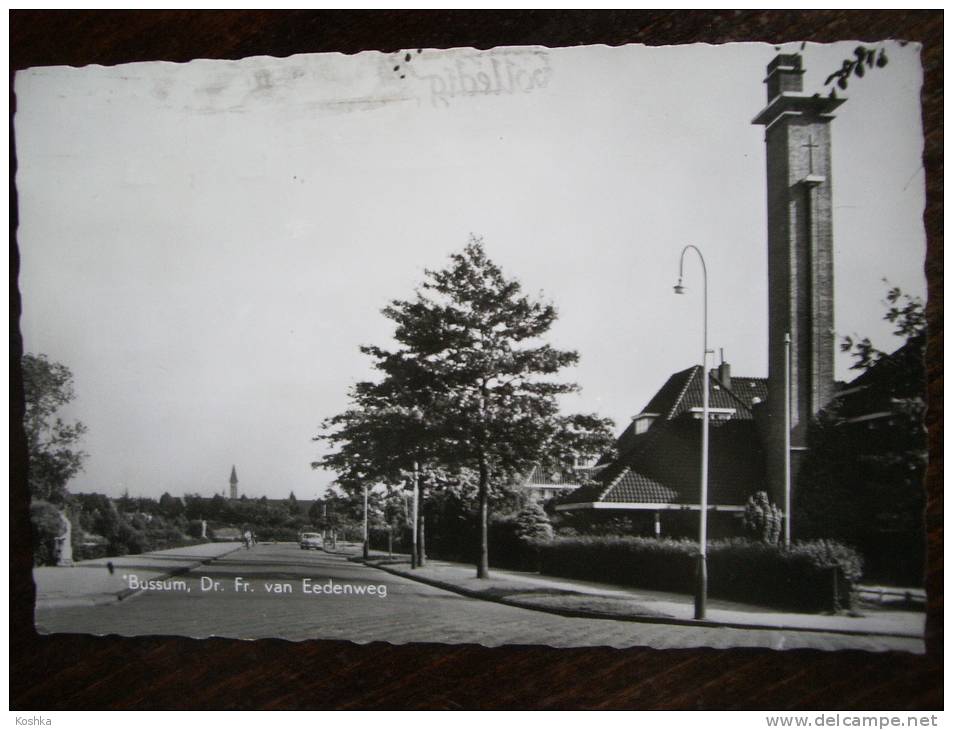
[{"xmin": 15, "ymin": 39, "xmax": 928, "ymax": 655}]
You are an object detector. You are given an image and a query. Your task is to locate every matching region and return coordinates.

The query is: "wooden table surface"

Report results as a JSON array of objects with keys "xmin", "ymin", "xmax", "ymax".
[{"xmin": 9, "ymin": 10, "xmax": 943, "ymax": 710}]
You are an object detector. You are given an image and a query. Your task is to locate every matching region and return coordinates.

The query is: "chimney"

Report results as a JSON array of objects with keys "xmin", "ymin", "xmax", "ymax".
[{"xmin": 718, "ymin": 361, "xmax": 731, "ymax": 391}]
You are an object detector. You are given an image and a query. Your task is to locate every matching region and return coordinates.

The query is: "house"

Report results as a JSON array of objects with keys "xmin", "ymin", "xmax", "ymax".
[
  {"xmin": 556, "ymin": 362, "xmax": 768, "ymax": 538},
  {"xmin": 521, "ymin": 456, "xmax": 602, "ymax": 503}
]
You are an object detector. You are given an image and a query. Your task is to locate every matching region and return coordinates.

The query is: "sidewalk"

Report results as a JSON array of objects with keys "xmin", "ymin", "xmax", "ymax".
[
  {"xmin": 33, "ymin": 542, "xmax": 244, "ymax": 609},
  {"xmin": 357, "ymin": 549, "xmax": 925, "ymax": 639}
]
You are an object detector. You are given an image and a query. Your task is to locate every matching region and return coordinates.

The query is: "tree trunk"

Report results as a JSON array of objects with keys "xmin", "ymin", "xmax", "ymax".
[
  {"xmin": 387, "ymin": 525, "xmax": 393, "ymax": 557},
  {"xmin": 477, "ymin": 450, "xmax": 489, "ymax": 579}
]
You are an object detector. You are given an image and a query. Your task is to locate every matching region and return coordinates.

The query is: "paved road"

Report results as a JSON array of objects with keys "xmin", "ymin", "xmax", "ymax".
[
  {"xmin": 34, "ymin": 542, "xmax": 243, "ymax": 607},
  {"xmin": 34, "ymin": 543, "xmax": 922, "ymax": 652}
]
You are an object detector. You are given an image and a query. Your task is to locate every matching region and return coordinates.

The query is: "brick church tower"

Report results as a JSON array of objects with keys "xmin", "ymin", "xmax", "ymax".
[
  {"xmin": 229, "ymin": 465, "xmax": 238, "ymax": 500},
  {"xmin": 753, "ymin": 54, "xmax": 843, "ymax": 506}
]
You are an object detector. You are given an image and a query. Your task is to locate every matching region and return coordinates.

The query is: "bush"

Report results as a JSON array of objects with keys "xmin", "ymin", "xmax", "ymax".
[
  {"xmin": 515, "ymin": 502, "xmax": 554, "ymax": 543},
  {"xmin": 74, "ymin": 536, "xmax": 109, "ymax": 561},
  {"xmin": 31, "ymin": 500, "xmax": 67, "ymax": 566},
  {"xmin": 369, "ymin": 526, "xmax": 411, "ymax": 553},
  {"xmin": 254, "ymin": 526, "xmax": 301, "ymax": 542},
  {"xmin": 111, "ymin": 521, "xmax": 149, "ymax": 555},
  {"xmin": 487, "ymin": 516, "xmax": 537, "ymax": 570},
  {"xmin": 423, "ymin": 514, "xmax": 529, "ymax": 569},
  {"xmin": 743, "ymin": 492, "xmax": 782, "ymax": 544},
  {"xmin": 709, "ymin": 538, "xmax": 862, "ymax": 611},
  {"xmin": 537, "ymin": 536, "xmax": 862, "ymax": 612},
  {"xmin": 539, "ymin": 536, "xmax": 697, "ymax": 593}
]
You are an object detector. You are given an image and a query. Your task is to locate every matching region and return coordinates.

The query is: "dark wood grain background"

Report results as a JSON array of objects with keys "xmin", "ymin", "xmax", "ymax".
[{"xmin": 9, "ymin": 10, "xmax": 943, "ymax": 710}]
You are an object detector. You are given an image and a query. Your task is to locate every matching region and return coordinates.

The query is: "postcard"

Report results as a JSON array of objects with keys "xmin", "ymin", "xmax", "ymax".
[{"xmin": 16, "ymin": 41, "xmax": 926, "ymax": 652}]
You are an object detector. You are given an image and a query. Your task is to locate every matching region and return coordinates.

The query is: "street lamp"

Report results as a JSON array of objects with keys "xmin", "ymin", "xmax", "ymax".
[{"xmin": 674, "ymin": 244, "xmax": 712, "ymax": 621}]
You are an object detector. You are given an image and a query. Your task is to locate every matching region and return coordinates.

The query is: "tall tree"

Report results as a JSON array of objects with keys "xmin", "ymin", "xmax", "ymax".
[
  {"xmin": 316, "ymin": 356, "xmax": 464, "ymax": 565},
  {"xmin": 357, "ymin": 237, "xmax": 613, "ymax": 577},
  {"xmin": 795, "ymin": 284, "xmax": 926, "ymax": 583},
  {"xmin": 158, "ymin": 492, "xmax": 184, "ymax": 518},
  {"xmin": 22, "ymin": 353, "xmax": 87, "ymax": 504}
]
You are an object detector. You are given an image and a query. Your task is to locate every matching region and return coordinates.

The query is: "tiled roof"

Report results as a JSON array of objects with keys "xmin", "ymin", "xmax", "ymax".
[
  {"xmin": 561, "ymin": 365, "xmax": 768, "ymax": 509},
  {"xmin": 602, "ymin": 468, "xmax": 679, "ymax": 503},
  {"xmin": 641, "ymin": 367, "xmax": 698, "ymax": 419},
  {"xmin": 671, "ymin": 367, "xmax": 767, "ymax": 419}
]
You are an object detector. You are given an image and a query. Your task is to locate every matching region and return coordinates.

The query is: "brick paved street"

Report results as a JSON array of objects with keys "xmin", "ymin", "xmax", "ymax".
[{"xmin": 34, "ymin": 543, "xmax": 922, "ymax": 652}]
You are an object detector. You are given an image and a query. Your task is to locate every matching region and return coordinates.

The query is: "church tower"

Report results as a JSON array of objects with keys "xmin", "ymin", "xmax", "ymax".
[
  {"xmin": 753, "ymin": 54, "xmax": 843, "ymax": 505},
  {"xmin": 229, "ymin": 465, "xmax": 238, "ymax": 500}
]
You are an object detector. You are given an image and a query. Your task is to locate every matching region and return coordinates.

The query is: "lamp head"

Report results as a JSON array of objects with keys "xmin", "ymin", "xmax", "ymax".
[{"xmin": 673, "ymin": 280, "xmax": 685, "ymax": 295}]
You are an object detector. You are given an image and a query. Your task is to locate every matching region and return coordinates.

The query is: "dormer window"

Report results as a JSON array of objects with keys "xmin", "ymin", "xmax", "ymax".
[
  {"xmin": 689, "ymin": 407, "xmax": 737, "ymax": 422},
  {"xmin": 631, "ymin": 412, "xmax": 659, "ymax": 435}
]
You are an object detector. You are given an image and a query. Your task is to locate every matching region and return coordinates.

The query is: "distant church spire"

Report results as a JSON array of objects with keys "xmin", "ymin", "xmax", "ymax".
[{"xmin": 229, "ymin": 465, "xmax": 238, "ymax": 500}]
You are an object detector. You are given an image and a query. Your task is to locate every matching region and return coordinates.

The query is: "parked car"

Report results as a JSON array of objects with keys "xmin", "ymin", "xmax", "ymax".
[{"xmin": 299, "ymin": 532, "xmax": 323, "ymax": 550}]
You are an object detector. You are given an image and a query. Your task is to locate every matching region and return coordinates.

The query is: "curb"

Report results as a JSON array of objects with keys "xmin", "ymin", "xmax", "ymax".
[
  {"xmin": 36, "ymin": 545, "xmax": 247, "ymax": 610},
  {"xmin": 364, "ymin": 560, "xmax": 922, "ymax": 640},
  {"xmin": 114, "ymin": 545, "xmax": 246, "ymax": 603}
]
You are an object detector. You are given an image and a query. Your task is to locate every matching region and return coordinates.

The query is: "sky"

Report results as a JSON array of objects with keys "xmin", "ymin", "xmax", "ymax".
[{"xmin": 15, "ymin": 41, "xmax": 926, "ymax": 501}]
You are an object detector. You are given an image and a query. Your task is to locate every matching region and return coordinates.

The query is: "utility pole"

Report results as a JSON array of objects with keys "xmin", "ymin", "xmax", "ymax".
[
  {"xmin": 411, "ymin": 460, "xmax": 419, "ymax": 569},
  {"xmin": 362, "ymin": 483, "xmax": 369, "ymax": 560},
  {"xmin": 784, "ymin": 331, "xmax": 792, "ymax": 547}
]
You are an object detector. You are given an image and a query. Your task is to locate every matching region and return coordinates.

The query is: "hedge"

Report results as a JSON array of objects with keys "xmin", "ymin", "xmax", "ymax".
[
  {"xmin": 369, "ymin": 517, "xmax": 542, "ymax": 571},
  {"xmin": 254, "ymin": 526, "xmax": 301, "ymax": 542},
  {"xmin": 537, "ymin": 536, "xmax": 862, "ymax": 612}
]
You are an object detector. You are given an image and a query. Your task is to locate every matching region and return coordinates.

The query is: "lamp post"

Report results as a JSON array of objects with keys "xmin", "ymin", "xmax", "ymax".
[{"xmin": 674, "ymin": 244, "xmax": 711, "ymax": 621}]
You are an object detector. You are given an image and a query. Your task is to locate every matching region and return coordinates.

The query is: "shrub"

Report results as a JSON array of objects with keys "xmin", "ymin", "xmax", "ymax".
[
  {"xmin": 255, "ymin": 526, "xmax": 301, "ymax": 543},
  {"xmin": 708, "ymin": 538, "xmax": 862, "ymax": 611},
  {"xmin": 369, "ymin": 526, "xmax": 411, "ymax": 553},
  {"xmin": 112, "ymin": 521, "xmax": 149, "ymax": 555},
  {"xmin": 74, "ymin": 535, "xmax": 109, "ymax": 561},
  {"xmin": 31, "ymin": 500, "xmax": 67, "ymax": 566},
  {"xmin": 515, "ymin": 501, "xmax": 554, "ymax": 543},
  {"xmin": 417, "ymin": 511, "xmax": 543, "ymax": 570},
  {"xmin": 539, "ymin": 536, "xmax": 697, "ymax": 593},
  {"xmin": 743, "ymin": 492, "xmax": 783, "ymax": 544},
  {"xmin": 537, "ymin": 536, "xmax": 862, "ymax": 612}
]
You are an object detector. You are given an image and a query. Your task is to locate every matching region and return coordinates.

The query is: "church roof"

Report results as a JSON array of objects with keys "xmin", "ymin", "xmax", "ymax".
[{"xmin": 559, "ymin": 366, "xmax": 767, "ymax": 510}]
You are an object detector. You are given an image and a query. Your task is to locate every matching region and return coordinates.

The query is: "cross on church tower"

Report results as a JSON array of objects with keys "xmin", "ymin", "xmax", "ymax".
[
  {"xmin": 753, "ymin": 53, "xmax": 844, "ymax": 508},
  {"xmin": 802, "ymin": 135, "xmax": 819, "ymax": 174}
]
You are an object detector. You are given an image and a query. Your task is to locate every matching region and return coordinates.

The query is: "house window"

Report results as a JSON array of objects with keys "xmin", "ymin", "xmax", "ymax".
[
  {"xmin": 632, "ymin": 413, "xmax": 659, "ymax": 434},
  {"xmin": 688, "ymin": 407, "xmax": 737, "ymax": 421}
]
